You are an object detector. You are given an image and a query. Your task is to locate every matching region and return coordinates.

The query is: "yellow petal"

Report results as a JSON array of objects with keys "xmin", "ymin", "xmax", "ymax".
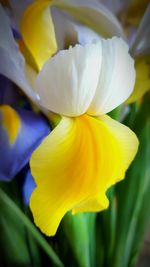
[
  {"xmin": 21, "ymin": 0, "xmax": 57, "ymax": 70},
  {"xmin": 126, "ymin": 57, "xmax": 150, "ymax": 104},
  {"xmin": 30, "ymin": 115, "xmax": 138, "ymax": 236},
  {"xmin": 0, "ymin": 105, "xmax": 21, "ymax": 145}
]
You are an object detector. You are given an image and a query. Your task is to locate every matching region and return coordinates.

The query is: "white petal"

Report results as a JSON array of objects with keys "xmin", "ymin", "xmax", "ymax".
[
  {"xmin": 54, "ymin": 0, "xmax": 124, "ymax": 38},
  {"xmin": 35, "ymin": 43, "xmax": 102, "ymax": 116},
  {"xmin": 9, "ymin": 0, "xmax": 33, "ymax": 27},
  {"xmin": 51, "ymin": 6, "xmax": 77, "ymax": 50},
  {"xmin": 52, "ymin": 6, "xmax": 101, "ymax": 48},
  {"xmin": 88, "ymin": 37, "xmax": 136, "ymax": 115},
  {"xmin": 0, "ymin": 4, "xmax": 38, "ymax": 103}
]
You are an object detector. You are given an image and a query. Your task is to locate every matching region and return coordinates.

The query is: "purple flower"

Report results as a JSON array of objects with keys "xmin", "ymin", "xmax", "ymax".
[{"xmin": 0, "ymin": 105, "xmax": 50, "ymax": 181}]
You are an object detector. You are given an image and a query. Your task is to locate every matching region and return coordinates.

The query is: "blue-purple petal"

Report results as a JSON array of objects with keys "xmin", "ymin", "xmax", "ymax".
[
  {"xmin": 0, "ymin": 75, "xmax": 20, "ymax": 106},
  {"xmin": 0, "ymin": 107, "xmax": 50, "ymax": 181},
  {"xmin": 22, "ymin": 169, "xmax": 36, "ymax": 205}
]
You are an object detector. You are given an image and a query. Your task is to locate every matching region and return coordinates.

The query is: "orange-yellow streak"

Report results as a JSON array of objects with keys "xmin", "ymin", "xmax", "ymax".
[
  {"xmin": 21, "ymin": 0, "xmax": 57, "ymax": 70},
  {"xmin": 0, "ymin": 105, "xmax": 21, "ymax": 145}
]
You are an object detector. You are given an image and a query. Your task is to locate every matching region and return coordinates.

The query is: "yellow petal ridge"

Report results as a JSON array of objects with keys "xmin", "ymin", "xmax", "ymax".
[
  {"xmin": 18, "ymin": 39, "xmax": 39, "ymax": 72},
  {"xmin": 30, "ymin": 115, "xmax": 138, "ymax": 236},
  {"xmin": 21, "ymin": 0, "xmax": 57, "ymax": 70},
  {"xmin": 0, "ymin": 105, "xmax": 21, "ymax": 145}
]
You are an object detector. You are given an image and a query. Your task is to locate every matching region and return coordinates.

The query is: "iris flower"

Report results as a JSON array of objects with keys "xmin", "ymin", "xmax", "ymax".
[
  {"xmin": 0, "ymin": 76, "xmax": 50, "ymax": 181},
  {"xmin": 29, "ymin": 38, "xmax": 138, "ymax": 236},
  {"xmin": 0, "ymin": 103, "xmax": 50, "ymax": 181},
  {"xmin": 0, "ymin": 2, "xmax": 139, "ymax": 236}
]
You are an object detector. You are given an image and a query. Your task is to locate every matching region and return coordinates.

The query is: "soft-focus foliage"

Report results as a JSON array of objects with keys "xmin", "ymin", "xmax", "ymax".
[{"xmin": 0, "ymin": 0, "xmax": 149, "ymax": 267}]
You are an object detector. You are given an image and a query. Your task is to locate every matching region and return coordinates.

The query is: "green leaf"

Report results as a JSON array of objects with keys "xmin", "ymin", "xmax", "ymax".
[
  {"xmin": 85, "ymin": 213, "xmax": 97, "ymax": 267},
  {"xmin": 108, "ymin": 105, "xmax": 123, "ymax": 121},
  {"xmin": 96, "ymin": 186, "xmax": 117, "ymax": 266},
  {"xmin": 63, "ymin": 212, "xmax": 90, "ymax": 267},
  {"xmin": 111, "ymin": 97, "xmax": 150, "ymax": 267},
  {"xmin": 0, "ymin": 188, "xmax": 64, "ymax": 267},
  {"xmin": 0, "ymin": 206, "xmax": 31, "ymax": 266},
  {"xmin": 95, "ymin": 215, "xmax": 105, "ymax": 267},
  {"xmin": 126, "ymin": 99, "xmax": 150, "ymax": 267},
  {"xmin": 25, "ymin": 209, "xmax": 42, "ymax": 267}
]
